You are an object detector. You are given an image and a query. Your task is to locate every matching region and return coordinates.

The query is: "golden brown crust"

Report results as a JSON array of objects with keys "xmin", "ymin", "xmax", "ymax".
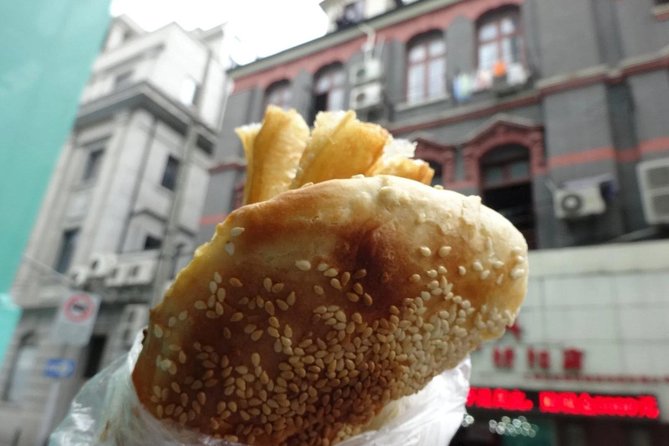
[{"xmin": 131, "ymin": 175, "xmax": 528, "ymax": 445}]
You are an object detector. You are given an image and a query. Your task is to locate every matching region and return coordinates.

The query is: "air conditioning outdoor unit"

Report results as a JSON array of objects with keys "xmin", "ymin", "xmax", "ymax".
[
  {"xmin": 349, "ymin": 58, "xmax": 382, "ymax": 85},
  {"xmin": 638, "ymin": 157, "xmax": 669, "ymax": 224},
  {"xmin": 88, "ymin": 253, "xmax": 117, "ymax": 278},
  {"xmin": 554, "ymin": 185, "xmax": 606, "ymax": 219},
  {"xmin": 119, "ymin": 304, "xmax": 149, "ymax": 347},
  {"xmin": 125, "ymin": 259, "xmax": 158, "ymax": 286},
  {"xmin": 350, "ymin": 83, "xmax": 383, "ymax": 110},
  {"xmin": 104, "ymin": 263, "xmax": 131, "ymax": 287},
  {"xmin": 69, "ymin": 266, "xmax": 89, "ymax": 287}
]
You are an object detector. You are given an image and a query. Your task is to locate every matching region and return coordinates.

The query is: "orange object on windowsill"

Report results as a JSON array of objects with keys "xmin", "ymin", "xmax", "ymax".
[{"xmin": 493, "ymin": 59, "xmax": 507, "ymax": 78}]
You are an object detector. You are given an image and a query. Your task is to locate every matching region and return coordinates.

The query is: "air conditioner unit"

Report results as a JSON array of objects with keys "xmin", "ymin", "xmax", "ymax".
[
  {"xmin": 104, "ymin": 263, "xmax": 131, "ymax": 287},
  {"xmin": 554, "ymin": 186, "xmax": 606, "ymax": 219},
  {"xmin": 350, "ymin": 83, "xmax": 383, "ymax": 110},
  {"xmin": 349, "ymin": 58, "xmax": 382, "ymax": 85},
  {"xmin": 119, "ymin": 304, "xmax": 149, "ymax": 347},
  {"xmin": 69, "ymin": 266, "xmax": 89, "ymax": 287},
  {"xmin": 125, "ymin": 259, "xmax": 157, "ymax": 286},
  {"xmin": 88, "ymin": 253, "xmax": 117, "ymax": 278},
  {"xmin": 638, "ymin": 157, "xmax": 669, "ymax": 224}
]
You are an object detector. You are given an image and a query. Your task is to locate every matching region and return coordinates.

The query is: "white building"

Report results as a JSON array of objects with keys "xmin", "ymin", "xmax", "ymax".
[{"xmin": 0, "ymin": 16, "xmax": 230, "ymax": 446}]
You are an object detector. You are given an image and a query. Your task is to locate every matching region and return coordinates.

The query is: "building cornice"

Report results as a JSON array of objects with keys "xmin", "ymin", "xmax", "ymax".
[{"xmin": 74, "ymin": 81, "xmax": 218, "ymax": 144}]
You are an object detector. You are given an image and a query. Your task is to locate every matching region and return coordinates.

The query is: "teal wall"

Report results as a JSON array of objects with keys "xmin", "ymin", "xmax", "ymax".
[{"xmin": 0, "ymin": 0, "xmax": 111, "ymax": 363}]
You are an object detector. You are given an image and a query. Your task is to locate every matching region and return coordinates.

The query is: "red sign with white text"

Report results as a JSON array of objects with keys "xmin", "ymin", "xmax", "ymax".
[{"xmin": 468, "ymin": 387, "xmax": 660, "ymax": 420}]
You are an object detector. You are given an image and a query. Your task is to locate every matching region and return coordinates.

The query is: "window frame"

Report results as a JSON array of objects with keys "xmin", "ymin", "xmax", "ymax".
[
  {"xmin": 2, "ymin": 332, "xmax": 37, "ymax": 403},
  {"xmin": 81, "ymin": 148, "xmax": 104, "ymax": 182},
  {"xmin": 405, "ymin": 31, "xmax": 447, "ymax": 104},
  {"xmin": 160, "ymin": 155, "xmax": 180, "ymax": 191},
  {"xmin": 264, "ymin": 80, "xmax": 292, "ymax": 109},
  {"xmin": 54, "ymin": 228, "xmax": 80, "ymax": 274},
  {"xmin": 311, "ymin": 63, "xmax": 346, "ymax": 120},
  {"xmin": 476, "ymin": 7, "xmax": 525, "ymax": 71}
]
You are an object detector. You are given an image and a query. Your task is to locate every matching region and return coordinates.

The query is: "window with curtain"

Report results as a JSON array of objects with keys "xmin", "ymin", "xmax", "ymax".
[
  {"xmin": 265, "ymin": 80, "xmax": 292, "ymax": 109},
  {"xmin": 406, "ymin": 32, "xmax": 447, "ymax": 104},
  {"xmin": 477, "ymin": 7, "xmax": 524, "ymax": 71}
]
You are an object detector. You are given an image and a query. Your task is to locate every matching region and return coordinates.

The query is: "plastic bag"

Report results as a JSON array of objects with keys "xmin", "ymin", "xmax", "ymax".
[{"xmin": 50, "ymin": 332, "xmax": 470, "ymax": 445}]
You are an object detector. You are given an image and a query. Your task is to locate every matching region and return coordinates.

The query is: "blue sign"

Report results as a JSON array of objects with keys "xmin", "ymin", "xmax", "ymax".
[{"xmin": 44, "ymin": 358, "xmax": 76, "ymax": 379}]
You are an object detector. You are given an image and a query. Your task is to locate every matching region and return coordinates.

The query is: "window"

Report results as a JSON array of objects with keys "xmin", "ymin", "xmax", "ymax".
[
  {"xmin": 143, "ymin": 235, "xmax": 162, "ymax": 250},
  {"xmin": 161, "ymin": 155, "xmax": 180, "ymax": 191},
  {"xmin": 477, "ymin": 7, "xmax": 523, "ymax": 71},
  {"xmin": 55, "ymin": 228, "xmax": 80, "ymax": 274},
  {"xmin": 479, "ymin": 145, "xmax": 536, "ymax": 248},
  {"xmin": 311, "ymin": 64, "xmax": 345, "ymax": 122},
  {"xmin": 336, "ymin": 1, "xmax": 364, "ymax": 29},
  {"xmin": 3, "ymin": 332, "xmax": 37, "ymax": 402},
  {"xmin": 83, "ymin": 335, "xmax": 107, "ymax": 378},
  {"xmin": 265, "ymin": 80, "xmax": 292, "ymax": 109},
  {"xmin": 406, "ymin": 32, "xmax": 446, "ymax": 104},
  {"xmin": 82, "ymin": 148, "xmax": 104, "ymax": 182},
  {"xmin": 113, "ymin": 71, "xmax": 133, "ymax": 90}
]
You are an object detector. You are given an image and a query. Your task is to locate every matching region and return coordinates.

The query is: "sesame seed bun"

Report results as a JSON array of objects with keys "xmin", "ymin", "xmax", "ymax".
[{"xmin": 131, "ymin": 175, "xmax": 528, "ymax": 445}]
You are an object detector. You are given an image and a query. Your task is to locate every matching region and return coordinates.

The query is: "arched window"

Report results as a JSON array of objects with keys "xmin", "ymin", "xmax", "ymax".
[
  {"xmin": 479, "ymin": 144, "xmax": 536, "ymax": 248},
  {"xmin": 2, "ymin": 332, "xmax": 37, "ymax": 403},
  {"xmin": 311, "ymin": 63, "xmax": 345, "ymax": 122},
  {"xmin": 406, "ymin": 31, "xmax": 447, "ymax": 104},
  {"xmin": 265, "ymin": 80, "xmax": 292, "ymax": 109},
  {"xmin": 477, "ymin": 6, "xmax": 524, "ymax": 71}
]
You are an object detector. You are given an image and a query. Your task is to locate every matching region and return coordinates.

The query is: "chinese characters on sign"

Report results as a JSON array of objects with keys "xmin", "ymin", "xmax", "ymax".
[{"xmin": 493, "ymin": 346, "xmax": 585, "ymax": 372}]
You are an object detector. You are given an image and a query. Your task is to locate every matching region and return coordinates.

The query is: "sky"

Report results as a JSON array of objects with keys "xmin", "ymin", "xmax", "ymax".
[{"xmin": 110, "ymin": 0, "xmax": 330, "ymax": 65}]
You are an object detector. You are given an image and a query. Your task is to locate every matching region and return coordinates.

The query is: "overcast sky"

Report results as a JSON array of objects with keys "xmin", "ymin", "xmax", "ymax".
[{"xmin": 110, "ymin": 0, "xmax": 329, "ymax": 64}]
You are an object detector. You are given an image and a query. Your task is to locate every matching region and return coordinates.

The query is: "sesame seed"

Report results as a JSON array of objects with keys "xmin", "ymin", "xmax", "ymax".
[
  {"xmin": 271, "ymin": 283, "xmax": 284, "ymax": 293},
  {"xmin": 346, "ymin": 292, "xmax": 359, "ymax": 303},
  {"xmin": 438, "ymin": 246, "xmax": 452, "ymax": 257},
  {"xmin": 263, "ymin": 277, "xmax": 272, "ymax": 292},
  {"xmin": 286, "ymin": 292, "xmax": 296, "ymax": 306},
  {"xmin": 267, "ymin": 326, "xmax": 280, "ymax": 338},
  {"xmin": 438, "ymin": 265, "xmax": 448, "ymax": 274},
  {"xmin": 323, "ymin": 268, "xmax": 338, "ymax": 278},
  {"xmin": 481, "ymin": 270, "xmax": 491, "ymax": 280},
  {"xmin": 426, "ymin": 269, "xmax": 437, "ymax": 278},
  {"xmin": 230, "ymin": 312, "xmax": 243, "ymax": 322},
  {"xmin": 313, "ymin": 285, "xmax": 324, "ymax": 295},
  {"xmin": 458, "ymin": 266, "xmax": 467, "ymax": 275},
  {"xmin": 224, "ymin": 242, "xmax": 235, "ymax": 256},
  {"xmin": 230, "ymin": 227, "xmax": 245, "ymax": 237},
  {"xmin": 277, "ymin": 299, "xmax": 288, "ymax": 311},
  {"xmin": 492, "ymin": 260, "xmax": 505, "ymax": 269},
  {"xmin": 194, "ymin": 300, "xmax": 207, "ymax": 310},
  {"xmin": 352, "ymin": 283, "xmax": 364, "ymax": 295},
  {"xmin": 229, "ymin": 277, "xmax": 243, "ymax": 287},
  {"xmin": 317, "ymin": 262, "xmax": 329, "ymax": 272},
  {"xmin": 213, "ymin": 272, "xmax": 222, "ymax": 284},
  {"xmin": 496, "ymin": 274, "xmax": 504, "ymax": 285},
  {"xmin": 510, "ymin": 267, "xmax": 525, "ymax": 279},
  {"xmin": 215, "ymin": 303, "xmax": 224, "ymax": 315},
  {"xmin": 419, "ymin": 246, "xmax": 432, "ymax": 257},
  {"xmin": 178, "ymin": 311, "xmax": 188, "ymax": 321},
  {"xmin": 216, "ymin": 288, "xmax": 226, "ymax": 302},
  {"xmin": 153, "ymin": 325, "xmax": 163, "ymax": 338},
  {"xmin": 295, "ymin": 260, "xmax": 312, "ymax": 271},
  {"xmin": 251, "ymin": 353, "xmax": 260, "ymax": 367},
  {"xmin": 269, "ymin": 316, "xmax": 280, "ymax": 328},
  {"xmin": 251, "ymin": 329, "xmax": 264, "ymax": 341},
  {"xmin": 409, "ymin": 274, "xmax": 421, "ymax": 283},
  {"xmin": 341, "ymin": 272, "xmax": 351, "ymax": 286},
  {"xmin": 264, "ymin": 301, "xmax": 275, "ymax": 315},
  {"xmin": 363, "ymin": 293, "xmax": 373, "ymax": 306},
  {"xmin": 208, "ymin": 281, "xmax": 217, "ymax": 294},
  {"xmin": 330, "ymin": 278, "xmax": 342, "ymax": 290},
  {"xmin": 472, "ymin": 261, "xmax": 483, "ymax": 272},
  {"xmin": 353, "ymin": 269, "xmax": 367, "ymax": 279},
  {"xmin": 178, "ymin": 351, "xmax": 186, "ymax": 364},
  {"xmin": 244, "ymin": 324, "xmax": 257, "ymax": 334},
  {"xmin": 434, "ymin": 184, "xmax": 444, "ymax": 190}
]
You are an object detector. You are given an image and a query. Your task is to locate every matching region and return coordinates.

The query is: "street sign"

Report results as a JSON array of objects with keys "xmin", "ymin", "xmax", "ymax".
[
  {"xmin": 50, "ymin": 293, "xmax": 100, "ymax": 346},
  {"xmin": 44, "ymin": 358, "xmax": 76, "ymax": 379}
]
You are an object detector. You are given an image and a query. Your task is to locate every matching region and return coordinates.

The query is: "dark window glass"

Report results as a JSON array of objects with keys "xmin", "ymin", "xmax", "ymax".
[
  {"xmin": 82, "ymin": 149, "xmax": 104, "ymax": 181},
  {"xmin": 55, "ymin": 228, "xmax": 80, "ymax": 274},
  {"xmin": 144, "ymin": 235, "xmax": 162, "ymax": 250},
  {"xmin": 161, "ymin": 155, "xmax": 179, "ymax": 191},
  {"xmin": 311, "ymin": 64, "xmax": 345, "ymax": 122},
  {"xmin": 83, "ymin": 335, "xmax": 107, "ymax": 378}
]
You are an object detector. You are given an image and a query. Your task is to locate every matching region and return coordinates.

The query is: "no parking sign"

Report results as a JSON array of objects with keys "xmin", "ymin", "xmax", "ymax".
[{"xmin": 50, "ymin": 293, "xmax": 100, "ymax": 346}]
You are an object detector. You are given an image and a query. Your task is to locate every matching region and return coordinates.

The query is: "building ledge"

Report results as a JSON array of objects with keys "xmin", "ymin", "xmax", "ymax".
[{"xmin": 75, "ymin": 82, "xmax": 218, "ymax": 145}]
